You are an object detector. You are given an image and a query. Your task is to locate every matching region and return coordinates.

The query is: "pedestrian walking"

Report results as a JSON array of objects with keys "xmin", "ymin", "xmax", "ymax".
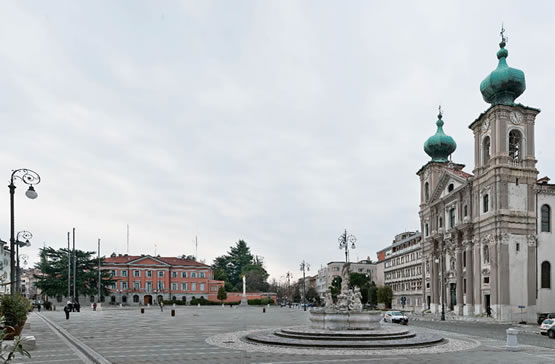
[
  {"xmin": 486, "ymin": 306, "xmax": 491, "ymax": 318},
  {"xmin": 159, "ymin": 300, "xmax": 164, "ymax": 312},
  {"xmin": 64, "ymin": 302, "xmax": 71, "ymax": 320},
  {"xmin": 93, "ymin": 302, "xmax": 97, "ymax": 311},
  {"xmin": 75, "ymin": 302, "xmax": 81, "ymax": 312},
  {"xmin": 37, "ymin": 303, "xmax": 41, "ymax": 312}
]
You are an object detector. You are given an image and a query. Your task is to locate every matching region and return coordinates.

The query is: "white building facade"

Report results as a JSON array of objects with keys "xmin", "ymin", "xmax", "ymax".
[{"xmin": 380, "ymin": 232, "xmax": 423, "ymax": 311}]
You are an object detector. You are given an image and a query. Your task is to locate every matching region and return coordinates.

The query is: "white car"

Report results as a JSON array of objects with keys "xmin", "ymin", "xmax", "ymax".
[
  {"xmin": 383, "ymin": 311, "xmax": 408, "ymax": 325},
  {"xmin": 540, "ymin": 319, "xmax": 555, "ymax": 335}
]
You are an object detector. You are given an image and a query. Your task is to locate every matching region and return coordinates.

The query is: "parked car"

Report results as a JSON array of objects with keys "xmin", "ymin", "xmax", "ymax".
[
  {"xmin": 384, "ymin": 311, "xmax": 408, "ymax": 325},
  {"xmin": 548, "ymin": 326, "xmax": 555, "ymax": 339},
  {"xmin": 538, "ymin": 313, "xmax": 555, "ymax": 325},
  {"xmin": 540, "ymin": 319, "xmax": 555, "ymax": 336}
]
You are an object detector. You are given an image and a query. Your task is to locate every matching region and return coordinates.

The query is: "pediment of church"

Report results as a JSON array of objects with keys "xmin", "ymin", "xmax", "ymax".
[{"xmin": 429, "ymin": 169, "xmax": 470, "ymax": 203}]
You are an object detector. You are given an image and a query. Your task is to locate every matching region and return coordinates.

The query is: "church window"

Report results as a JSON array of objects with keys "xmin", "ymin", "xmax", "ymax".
[
  {"xmin": 483, "ymin": 194, "xmax": 489, "ymax": 213},
  {"xmin": 483, "ymin": 276, "xmax": 489, "ymax": 284},
  {"xmin": 424, "ymin": 182, "xmax": 429, "ymax": 202},
  {"xmin": 541, "ymin": 204, "xmax": 551, "ymax": 232},
  {"xmin": 509, "ymin": 130, "xmax": 522, "ymax": 161},
  {"xmin": 448, "ymin": 183, "xmax": 454, "ymax": 192},
  {"xmin": 464, "ymin": 205, "xmax": 468, "ymax": 217},
  {"xmin": 483, "ymin": 245, "xmax": 490, "ymax": 264},
  {"xmin": 425, "ymin": 223, "xmax": 429, "ymax": 236},
  {"xmin": 483, "ymin": 136, "xmax": 491, "ymax": 164},
  {"xmin": 516, "ymin": 243, "xmax": 520, "ymax": 252},
  {"xmin": 541, "ymin": 261, "xmax": 551, "ymax": 289},
  {"xmin": 449, "ymin": 208, "xmax": 455, "ymax": 228},
  {"xmin": 439, "ymin": 217, "xmax": 443, "ymax": 228}
]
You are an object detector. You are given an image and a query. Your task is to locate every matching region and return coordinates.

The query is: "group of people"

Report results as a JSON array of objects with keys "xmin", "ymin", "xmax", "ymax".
[{"xmin": 63, "ymin": 301, "xmax": 81, "ymax": 320}]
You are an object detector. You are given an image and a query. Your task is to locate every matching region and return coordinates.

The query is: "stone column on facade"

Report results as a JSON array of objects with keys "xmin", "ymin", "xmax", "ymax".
[
  {"xmin": 489, "ymin": 237, "xmax": 498, "ymax": 318},
  {"xmin": 473, "ymin": 239, "xmax": 482, "ymax": 315},
  {"xmin": 465, "ymin": 240, "xmax": 474, "ymax": 316},
  {"xmin": 527, "ymin": 235, "xmax": 537, "ymax": 312},
  {"xmin": 422, "ymin": 259, "xmax": 427, "ymax": 310},
  {"xmin": 455, "ymin": 243, "xmax": 464, "ymax": 316},
  {"xmin": 431, "ymin": 252, "xmax": 438, "ymax": 312}
]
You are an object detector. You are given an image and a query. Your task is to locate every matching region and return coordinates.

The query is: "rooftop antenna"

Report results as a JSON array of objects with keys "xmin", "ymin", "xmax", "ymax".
[{"xmin": 126, "ymin": 224, "xmax": 129, "ymax": 254}]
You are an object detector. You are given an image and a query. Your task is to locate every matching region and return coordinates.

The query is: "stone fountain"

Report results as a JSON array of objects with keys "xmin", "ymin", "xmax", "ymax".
[
  {"xmin": 309, "ymin": 279, "xmax": 383, "ymax": 330},
  {"xmin": 244, "ymin": 265, "xmax": 445, "ymax": 349}
]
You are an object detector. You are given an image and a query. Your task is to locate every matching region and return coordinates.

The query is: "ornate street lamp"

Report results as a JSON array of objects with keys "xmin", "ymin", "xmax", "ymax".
[
  {"xmin": 300, "ymin": 261, "xmax": 310, "ymax": 311},
  {"xmin": 338, "ymin": 229, "xmax": 356, "ymax": 263},
  {"xmin": 9, "ymin": 169, "xmax": 41, "ymax": 295},
  {"xmin": 16, "ymin": 230, "xmax": 32, "ymax": 294},
  {"xmin": 435, "ymin": 253, "xmax": 446, "ymax": 321}
]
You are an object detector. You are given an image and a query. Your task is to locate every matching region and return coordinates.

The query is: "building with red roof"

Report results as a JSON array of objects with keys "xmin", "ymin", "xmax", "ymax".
[{"xmin": 102, "ymin": 254, "xmax": 224, "ymax": 305}]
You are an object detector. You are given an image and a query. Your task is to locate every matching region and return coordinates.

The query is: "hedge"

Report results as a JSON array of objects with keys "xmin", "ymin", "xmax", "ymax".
[{"xmin": 247, "ymin": 298, "xmax": 275, "ymax": 305}]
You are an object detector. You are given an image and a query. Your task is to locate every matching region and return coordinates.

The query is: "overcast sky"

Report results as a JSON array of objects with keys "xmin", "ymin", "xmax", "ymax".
[{"xmin": 2, "ymin": 1, "xmax": 555, "ymax": 283}]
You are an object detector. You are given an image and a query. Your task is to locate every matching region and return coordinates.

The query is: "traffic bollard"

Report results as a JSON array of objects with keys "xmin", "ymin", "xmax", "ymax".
[
  {"xmin": 171, "ymin": 309, "xmax": 175, "ymax": 317},
  {"xmin": 262, "ymin": 307, "xmax": 266, "ymax": 313},
  {"xmin": 141, "ymin": 308, "xmax": 145, "ymax": 314},
  {"xmin": 506, "ymin": 328, "xmax": 519, "ymax": 351}
]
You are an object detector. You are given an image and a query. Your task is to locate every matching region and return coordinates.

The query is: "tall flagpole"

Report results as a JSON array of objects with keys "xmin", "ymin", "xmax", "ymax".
[
  {"xmin": 72, "ymin": 228, "xmax": 76, "ymax": 301},
  {"xmin": 67, "ymin": 232, "xmax": 71, "ymax": 299},
  {"xmin": 98, "ymin": 238, "xmax": 101, "ymax": 302}
]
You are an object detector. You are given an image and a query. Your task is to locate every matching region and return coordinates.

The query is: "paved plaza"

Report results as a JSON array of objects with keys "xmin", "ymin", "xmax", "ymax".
[{"xmin": 10, "ymin": 306, "xmax": 555, "ymax": 364}]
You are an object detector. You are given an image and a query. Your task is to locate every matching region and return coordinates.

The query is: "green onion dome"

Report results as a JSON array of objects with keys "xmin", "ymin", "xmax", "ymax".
[
  {"xmin": 480, "ymin": 40, "xmax": 526, "ymax": 106},
  {"xmin": 424, "ymin": 111, "xmax": 457, "ymax": 163}
]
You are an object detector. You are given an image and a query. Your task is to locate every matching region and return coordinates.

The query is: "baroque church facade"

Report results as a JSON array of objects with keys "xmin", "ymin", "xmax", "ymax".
[{"xmin": 418, "ymin": 33, "xmax": 555, "ymax": 321}]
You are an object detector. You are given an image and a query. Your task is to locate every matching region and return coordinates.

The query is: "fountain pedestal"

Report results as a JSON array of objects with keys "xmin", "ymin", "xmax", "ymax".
[{"xmin": 309, "ymin": 310, "xmax": 383, "ymax": 330}]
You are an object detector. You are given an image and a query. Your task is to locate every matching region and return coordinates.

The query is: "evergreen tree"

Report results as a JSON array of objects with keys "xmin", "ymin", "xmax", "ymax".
[
  {"xmin": 217, "ymin": 286, "xmax": 227, "ymax": 304},
  {"xmin": 377, "ymin": 286, "xmax": 393, "ymax": 308},
  {"xmin": 34, "ymin": 247, "xmax": 114, "ymax": 299},
  {"xmin": 212, "ymin": 240, "xmax": 269, "ymax": 292}
]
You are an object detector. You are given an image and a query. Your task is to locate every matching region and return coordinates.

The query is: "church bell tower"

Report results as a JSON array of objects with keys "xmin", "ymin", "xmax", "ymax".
[{"xmin": 469, "ymin": 27, "xmax": 540, "ymax": 320}]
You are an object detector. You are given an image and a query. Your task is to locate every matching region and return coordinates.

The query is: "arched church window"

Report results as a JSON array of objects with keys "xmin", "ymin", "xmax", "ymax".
[
  {"xmin": 541, "ymin": 261, "xmax": 551, "ymax": 289},
  {"xmin": 424, "ymin": 182, "xmax": 429, "ymax": 202},
  {"xmin": 483, "ymin": 194, "xmax": 489, "ymax": 213},
  {"xmin": 509, "ymin": 130, "xmax": 522, "ymax": 161},
  {"xmin": 483, "ymin": 136, "xmax": 491, "ymax": 163},
  {"xmin": 541, "ymin": 204, "xmax": 551, "ymax": 232},
  {"xmin": 483, "ymin": 245, "xmax": 490, "ymax": 264}
]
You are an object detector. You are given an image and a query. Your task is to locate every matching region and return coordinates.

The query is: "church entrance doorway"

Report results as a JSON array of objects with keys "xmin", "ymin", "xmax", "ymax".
[
  {"xmin": 485, "ymin": 294, "xmax": 491, "ymax": 316},
  {"xmin": 449, "ymin": 283, "xmax": 456, "ymax": 311},
  {"xmin": 144, "ymin": 295, "xmax": 153, "ymax": 305}
]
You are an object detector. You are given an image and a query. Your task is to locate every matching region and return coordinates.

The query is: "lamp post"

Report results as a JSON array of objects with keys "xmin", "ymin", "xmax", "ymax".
[
  {"xmin": 9, "ymin": 169, "xmax": 40, "ymax": 296},
  {"xmin": 15, "ymin": 231, "xmax": 32, "ymax": 294},
  {"xmin": 435, "ymin": 252, "xmax": 446, "ymax": 321},
  {"xmin": 285, "ymin": 271, "xmax": 293, "ymax": 305},
  {"xmin": 300, "ymin": 261, "xmax": 310, "ymax": 311},
  {"xmin": 338, "ymin": 229, "xmax": 356, "ymax": 264}
]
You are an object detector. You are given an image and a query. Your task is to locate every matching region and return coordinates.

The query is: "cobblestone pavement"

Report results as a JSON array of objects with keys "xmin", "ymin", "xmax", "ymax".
[{"xmin": 10, "ymin": 306, "xmax": 555, "ymax": 364}]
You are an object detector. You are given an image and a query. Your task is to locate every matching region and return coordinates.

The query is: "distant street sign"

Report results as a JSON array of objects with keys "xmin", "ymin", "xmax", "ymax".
[{"xmin": 518, "ymin": 305, "xmax": 525, "ymax": 309}]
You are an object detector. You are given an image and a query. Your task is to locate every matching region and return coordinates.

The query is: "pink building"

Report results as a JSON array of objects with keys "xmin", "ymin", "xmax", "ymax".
[{"xmin": 102, "ymin": 254, "xmax": 224, "ymax": 305}]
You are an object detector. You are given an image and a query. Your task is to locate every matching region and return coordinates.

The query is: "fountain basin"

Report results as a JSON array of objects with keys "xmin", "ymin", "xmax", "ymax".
[{"xmin": 309, "ymin": 309, "xmax": 383, "ymax": 330}]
